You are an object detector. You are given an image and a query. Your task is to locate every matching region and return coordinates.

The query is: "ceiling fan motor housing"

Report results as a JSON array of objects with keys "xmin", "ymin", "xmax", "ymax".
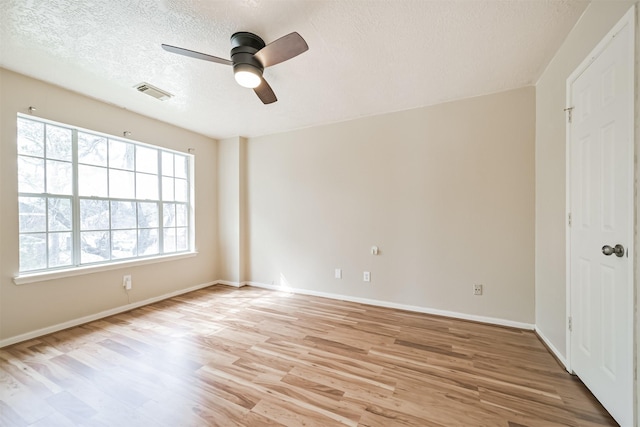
[{"xmin": 230, "ymin": 32, "xmax": 265, "ymax": 76}]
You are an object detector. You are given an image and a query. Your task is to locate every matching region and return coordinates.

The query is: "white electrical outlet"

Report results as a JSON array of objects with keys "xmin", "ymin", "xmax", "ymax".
[
  {"xmin": 335, "ymin": 268, "xmax": 342, "ymax": 279},
  {"xmin": 363, "ymin": 271, "xmax": 371, "ymax": 282},
  {"xmin": 123, "ymin": 275, "xmax": 132, "ymax": 290},
  {"xmin": 473, "ymin": 284, "xmax": 483, "ymax": 296}
]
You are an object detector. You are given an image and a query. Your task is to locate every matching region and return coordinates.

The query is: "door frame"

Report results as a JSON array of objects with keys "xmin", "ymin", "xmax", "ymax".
[{"xmin": 564, "ymin": 3, "xmax": 636, "ymax": 419}]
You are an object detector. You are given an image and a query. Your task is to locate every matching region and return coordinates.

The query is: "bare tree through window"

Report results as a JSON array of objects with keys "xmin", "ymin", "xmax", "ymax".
[{"xmin": 17, "ymin": 116, "xmax": 193, "ymax": 273}]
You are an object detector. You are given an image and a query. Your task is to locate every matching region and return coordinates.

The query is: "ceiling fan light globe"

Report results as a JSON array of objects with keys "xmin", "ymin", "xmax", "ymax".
[{"xmin": 234, "ymin": 70, "xmax": 261, "ymax": 88}]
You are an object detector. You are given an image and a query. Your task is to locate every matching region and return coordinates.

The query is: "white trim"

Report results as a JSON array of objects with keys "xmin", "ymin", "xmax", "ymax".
[
  {"xmin": 244, "ymin": 281, "xmax": 535, "ymax": 330},
  {"xmin": 13, "ymin": 252, "xmax": 198, "ymax": 285},
  {"xmin": 565, "ymin": 7, "xmax": 638, "ymax": 372},
  {"xmin": 565, "ymin": 3, "xmax": 636, "ymax": 358},
  {"xmin": 535, "ymin": 326, "xmax": 570, "ymax": 372},
  {"xmin": 15, "ymin": 114, "xmax": 197, "ymax": 286},
  {"xmin": 565, "ymin": 53, "xmax": 574, "ymax": 373},
  {"xmin": 1, "ymin": 276, "xmax": 537, "ymax": 350},
  {"xmin": 0, "ymin": 280, "xmax": 216, "ymax": 348},
  {"xmin": 567, "ymin": 9, "xmax": 636, "ymax": 83},
  {"xmin": 215, "ymin": 280, "xmax": 246, "ymax": 288},
  {"xmin": 565, "ymin": 6, "xmax": 636, "ymax": 426}
]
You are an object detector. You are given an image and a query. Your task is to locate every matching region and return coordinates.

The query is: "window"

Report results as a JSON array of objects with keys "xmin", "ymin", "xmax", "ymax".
[{"xmin": 17, "ymin": 115, "xmax": 193, "ymax": 274}]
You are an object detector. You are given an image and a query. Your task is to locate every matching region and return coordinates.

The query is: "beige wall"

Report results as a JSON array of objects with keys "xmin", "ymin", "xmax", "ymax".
[
  {"xmin": 535, "ymin": 1, "xmax": 637, "ymax": 359},
  {"xmin": 245, "ymin": 87, "xmax": 536, "ymax": 324},
  {"xmin": 217, "ymin": 136, "xmax": 248, "ymax": 283},
  {"xmin": 0, "ymin": 69, "xmax": 219, "ymax": 342}
]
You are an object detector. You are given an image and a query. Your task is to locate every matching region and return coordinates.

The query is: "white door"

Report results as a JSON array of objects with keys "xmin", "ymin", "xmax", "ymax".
[{"xmin": 568, "ymin": 9, "xmax": 634, "ymax": 427}]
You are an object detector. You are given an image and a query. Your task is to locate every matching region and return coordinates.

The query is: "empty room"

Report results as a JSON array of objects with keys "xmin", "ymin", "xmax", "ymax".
[{"xmin": 0, "ymin": 1, "xmax": 638, "ymax": 426}]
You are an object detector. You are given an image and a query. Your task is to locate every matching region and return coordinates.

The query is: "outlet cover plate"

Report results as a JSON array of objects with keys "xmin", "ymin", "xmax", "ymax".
[{"xmin": 123, "ymin": 275, "xmax": 132, "ymax": 290}]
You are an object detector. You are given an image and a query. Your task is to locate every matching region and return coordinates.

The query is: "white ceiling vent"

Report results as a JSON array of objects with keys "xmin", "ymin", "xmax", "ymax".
[{"xmin": 134, "ymin": 82, "xmax": 173, "ymax": 101}]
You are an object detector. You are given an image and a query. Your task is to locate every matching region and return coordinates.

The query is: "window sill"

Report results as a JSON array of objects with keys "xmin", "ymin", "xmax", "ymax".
[{"xmin": 13, "ymin": 252, "xmax": 198, "ymax": 285}]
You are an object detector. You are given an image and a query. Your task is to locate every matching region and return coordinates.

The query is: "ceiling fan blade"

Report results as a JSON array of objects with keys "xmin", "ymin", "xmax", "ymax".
[
  {"xmin": 161, "ymin": 44, "xmax": 232, "ymax": 66},
  {"xmin": 254, "ymin": 32, "xmax": 308, "ymax": 68},
  {"xmin": 254, "ymin": 78, "xmax": 277, "ymax": 104}
]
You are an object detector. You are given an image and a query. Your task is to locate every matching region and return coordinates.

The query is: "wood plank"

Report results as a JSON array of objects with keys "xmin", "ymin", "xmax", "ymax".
[{"xmin": 0, "ymin": 285, "xmax": 618, "ymax": 426}]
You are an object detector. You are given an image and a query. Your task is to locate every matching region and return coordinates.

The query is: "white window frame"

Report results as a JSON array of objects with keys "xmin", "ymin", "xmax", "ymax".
[{"xmin": 14, "ymin": 114, "xmax": 196, "ymax": 284}]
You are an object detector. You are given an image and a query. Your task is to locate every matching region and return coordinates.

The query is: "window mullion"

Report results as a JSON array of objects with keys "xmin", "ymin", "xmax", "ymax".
[
  {"xmin": 158, "ymin": 203, "xmax": 165, "ymax": 255},
  {"xmin": 17, "ymin": 115, "xmax": 193, "ymax": 274},
  {"xmin": 43, "ymin": 125, "xmax": 51, "ymax": 268},
  {"xmin": 158, "ymin": 152, "xmax": 164, "ymax": 255},
  {"xmin": 188, "ymin": 155, "xmax": 193, "ymax": 251},
  {"xmin": 45, "ymin": 195, "xmax": 50, "ymax": 268},
  {"xmin": 108, "ymin": 139, "xmax": 113, "ymax": 262},
  {"xmin": 71, "ymin": 129, "xmax": 81, "ymax": 267}
]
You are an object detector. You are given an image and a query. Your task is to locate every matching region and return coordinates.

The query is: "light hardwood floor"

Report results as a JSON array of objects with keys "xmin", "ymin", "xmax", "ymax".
[{"xmin": 0, "ymin": 285, "xmax": 616, "ymax": 426}]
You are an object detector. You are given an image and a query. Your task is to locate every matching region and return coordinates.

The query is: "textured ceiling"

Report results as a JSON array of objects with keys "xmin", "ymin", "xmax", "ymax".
[{"xmin": 0, "ymin": 0, "xmax": 588, "ymax": 139}]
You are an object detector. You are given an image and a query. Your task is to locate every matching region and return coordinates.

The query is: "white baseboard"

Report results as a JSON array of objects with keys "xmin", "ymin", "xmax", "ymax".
[
  {"xmin": 0, "ymin": 278, "xmax": 537, "ymax": 349},
  {"xmin": 534, "ymin": 326, "xmax": 569, "ymax": 371},
  {"xmin": 245, "ymin": 281, "xmax": 535, "ymax": 330},
  {"xmin": 0, "ymin": 281, "xmax": 217, "ymax": 348},
  {"xmin": 215, "ymin": 280, "xmax": 246, "ymax": 288}
]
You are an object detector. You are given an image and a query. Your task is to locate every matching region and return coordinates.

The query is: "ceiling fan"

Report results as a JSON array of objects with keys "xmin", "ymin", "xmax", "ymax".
[{"xmin": 161, "ymin": 31, "xmax": 308, "ymax": 104}]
